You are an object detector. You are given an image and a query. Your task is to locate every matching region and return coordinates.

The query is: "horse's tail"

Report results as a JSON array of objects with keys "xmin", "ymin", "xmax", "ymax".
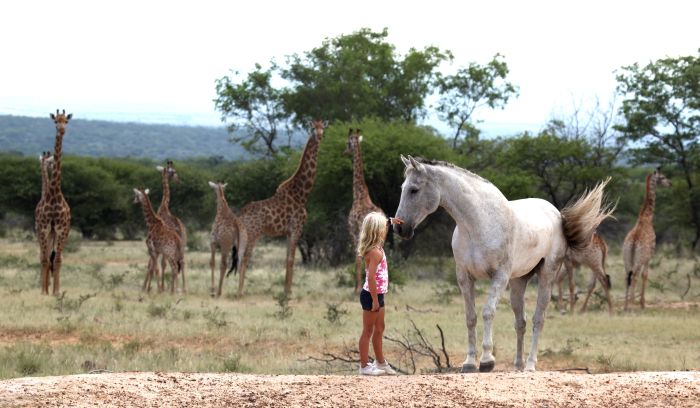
[{"xmin": 560, "ymin": 178, "xmax": 615, "ymax": 252}]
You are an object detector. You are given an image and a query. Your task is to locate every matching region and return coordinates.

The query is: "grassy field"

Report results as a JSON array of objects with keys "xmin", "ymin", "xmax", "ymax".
[{"xmin": 0, "ymin": 231, "xmax": 698, "ymax": 379}]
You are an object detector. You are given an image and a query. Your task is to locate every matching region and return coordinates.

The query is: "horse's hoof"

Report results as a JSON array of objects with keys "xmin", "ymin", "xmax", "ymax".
[
  {"xmin": 479, "ymin": 361, "xmax": 495, "ymax": 372},
  {"xmin": 461, "ymin": 364, "xmax": 477, "ymax": 373}
]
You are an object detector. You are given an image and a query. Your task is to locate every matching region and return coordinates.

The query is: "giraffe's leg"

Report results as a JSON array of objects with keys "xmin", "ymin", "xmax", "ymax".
[
  {"xmin": 143, "ymin": 257, "xmax": 152, "ymax": 292},
  {"xmin": 580, "ymin": 268, "xmax": 597, "ymax": 313},
  {"xmin": 640, "ymin": 264, "xmax": 650, "ymax": 309},
  {"xmin": 52, "ymin": 226, "xmax": 71, "ymax": 296},
  {"xmin": 568, "ymin": 265, "xmax": 577, "ymax": 313},
  {"xmin": 160, "ymin": 254, "xmax": 167, "ymax": 290},
  {"xmin": 180, "ymin": 256, "xmax": 186, "ymax": 294},
  {"xmin": 237, "ymin": 236, "xmax": 258, "ymax": 297},
  {"xmin": 510, "ymin": 275, "xmax": 531, "ymax": 371},
  {"xmin": 37, "ymin": 228, "xmax": 52, "ymax": 295},
  {"xmin": 210, "ymin": 242, "xmax": 217, "ymax": 296},
  {"xmin": 284, "ymin": 227, "xmax": 303, "ymax": 295},
  {"xmin": 217, "ymin": 248, "xmax": 228, "ymax": 298}
]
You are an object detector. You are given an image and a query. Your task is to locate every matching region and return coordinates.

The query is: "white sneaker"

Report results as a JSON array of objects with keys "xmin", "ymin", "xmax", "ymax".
[
  {"xmin": 375, "ymin": 360, "xmax": 397, "ymax": 375},
  {"xmin": 359, "ymin": 364, "xmax": 386, "ymax": 376}
]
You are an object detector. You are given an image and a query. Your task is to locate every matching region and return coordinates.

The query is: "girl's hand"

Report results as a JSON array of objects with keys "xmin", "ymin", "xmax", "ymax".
[
  {"xmin": 389, "ymin": 217, "xmax": 404, "ymax": 225},
  {"xmin": 371, "ymin": 299, "xmax": 380, "ymax": 312}
]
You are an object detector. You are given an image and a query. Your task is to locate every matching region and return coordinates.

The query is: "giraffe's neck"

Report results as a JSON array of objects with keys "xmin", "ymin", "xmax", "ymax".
[
  {"xmin": 40, "ymin": 160, "xmax": 51, "ymax": 201},
  {"xmin": 139, "ymin": 195, "xmax": 161, "ymax": 229},
  {"xmin": 48, "ymin": 130, "xmax": 65, "ymax": 197},
  {"xmin": 351, "ymin": 141, "xmax": 371, "ymax": 204},
  {"xmin": 278, "ymin": 129, "xmax": 322, "ymax": 202},
  {"xmin": 215, "ymin": 188, "xmax": 231, "ymax": 219},
  {"xmin": 639, "ymin": 173, "xmax": 657, "ymax": 222},
  {"xmin": 159, "ymin": 169, "xmax": 171, "ymax": 212}
]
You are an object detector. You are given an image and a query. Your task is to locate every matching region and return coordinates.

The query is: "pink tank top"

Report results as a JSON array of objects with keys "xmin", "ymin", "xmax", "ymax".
[{"xmin": 363, "ymin": 248, "xmax": 389, "ymax": 294}]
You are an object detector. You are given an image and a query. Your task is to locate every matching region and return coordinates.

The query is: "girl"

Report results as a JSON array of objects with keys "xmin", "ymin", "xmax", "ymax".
[{"xmin": 357, "ymin": 212, "xmax": 400, "ymax": 376}]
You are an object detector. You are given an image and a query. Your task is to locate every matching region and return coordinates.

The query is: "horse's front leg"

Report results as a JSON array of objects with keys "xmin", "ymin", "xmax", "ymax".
[
  {"xmin": 525, "ymin": 260, "xmax": 558, "ymax": 371},
  {"xmin": 456, "ymin": 269, "xmax": 477, "ymax": 373},
  {"xmin": 480, "ymin": 269, "xmax": 510, "ymax": 372}
]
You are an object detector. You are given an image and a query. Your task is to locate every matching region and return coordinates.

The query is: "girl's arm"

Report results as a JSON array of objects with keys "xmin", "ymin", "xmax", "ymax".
[{"xmin": 364, "ymin": 248, "xmax": 382, "ymax": 312}]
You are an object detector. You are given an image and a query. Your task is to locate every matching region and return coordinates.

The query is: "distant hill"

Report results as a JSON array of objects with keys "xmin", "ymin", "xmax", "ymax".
[{"xmin": 0, "ymin": 114, "xmax": 249, "ymax": 160}]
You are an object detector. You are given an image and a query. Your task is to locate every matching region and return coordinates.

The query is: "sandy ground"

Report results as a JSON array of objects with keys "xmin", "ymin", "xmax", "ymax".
[{"xmin": 0, "ymin": 371, "xmax": 698, "ymax": 407}]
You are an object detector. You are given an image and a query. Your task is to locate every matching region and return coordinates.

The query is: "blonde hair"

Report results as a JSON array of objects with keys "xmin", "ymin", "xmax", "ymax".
[{"xmin": 357, "ymin": 212, "xmax": 388, "ymax": 257}]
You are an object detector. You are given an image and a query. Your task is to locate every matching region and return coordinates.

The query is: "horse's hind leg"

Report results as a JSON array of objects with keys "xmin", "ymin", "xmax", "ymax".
[
  {"xmin": 525, "ymin": 259, "xmax": 558, "ymax": 371},
  {"xmin": 456, "ymin": 269, "xmax": 478, "ymax": 373},
  {"xmin": 479, "ymin": 269, "xmax": 510, "ymax": 372},
  {"xmin": 510, "ymin": 275, "xmax": 531, "ymax": 371}
]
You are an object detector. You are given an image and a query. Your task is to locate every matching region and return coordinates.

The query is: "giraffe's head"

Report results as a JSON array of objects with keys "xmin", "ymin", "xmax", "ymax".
[
  {"xmin": 208, "ymin": 181, "xmax": 227, "ymax": 198},
  {"xmin": 133, "ymin": 188, "xmax": 150, "ymax": 204},
  {"xmin": 39, "ymin": 151, "xmax": 54, "ymax": 167},
  {"xmin": 49, "ymin": 109, "xmax": 72, "ymax": 134},
  {"xmin": 653, "ymin": 167, "xmax": 672, "ymax": 187},
  {"xmin": 309, "ymin": 119, "xmax": 328, "ymax": 141},
  {"xmin": 156, "ymin": 160, "xmax": 180, "ymax": 183},
  {"xmin": 344, "ymin": 128, "xmax": 363, "ymax": 155}
]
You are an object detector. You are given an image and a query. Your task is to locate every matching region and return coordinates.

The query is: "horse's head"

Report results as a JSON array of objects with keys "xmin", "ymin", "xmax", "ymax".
[{"xmin": 394, "ymin": 155, "xmax": 441, "ymax": 240}]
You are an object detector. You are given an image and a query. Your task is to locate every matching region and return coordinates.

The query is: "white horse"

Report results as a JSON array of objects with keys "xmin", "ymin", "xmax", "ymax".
[{"xmin": 394, "ymin": 156, "xmax": 613, "ymax": 372}]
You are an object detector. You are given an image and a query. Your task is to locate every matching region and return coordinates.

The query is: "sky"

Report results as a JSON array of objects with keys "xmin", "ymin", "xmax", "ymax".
[{"xmin": 1, "ymin": 0, "xmax": 698, "ymax": 137}]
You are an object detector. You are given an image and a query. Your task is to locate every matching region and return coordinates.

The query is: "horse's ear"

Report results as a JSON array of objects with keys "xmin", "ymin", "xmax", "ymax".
[
  {"xmin": 408, "ymin": 155, "xmax": 425, "ymax": 172},
  {"xmin": 156, "ymin": 166, "xmax": 164, "ymax": 172},
  {"xmin": 144, "ymin": 188, "xmax": 150, "ymax": 195},
  {"xmin": 222, "ymin": 183, "xmax": 227, "ymax": 188},
  {"xmin": 208, "ymin": 181, "xmax": 217, "ymax": 188},
  {"xmin": 322, "ymin": 120, "xmax": 328, "ymax": 128},
  {"xmin": 348, "ymin": 128, "xmax": 353, "ymax": 135},
  {"xmin": 400, "ymin": 154, "xmax": 411, "ymax": 167},
  {"xmin": 358, "ymin": 135, "xmax": 363, "ymax": 143}
]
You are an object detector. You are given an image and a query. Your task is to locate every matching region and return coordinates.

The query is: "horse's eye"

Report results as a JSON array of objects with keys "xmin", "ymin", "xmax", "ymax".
[{"xmin": 409, "ymin": 188, "xmax": 419, "ymax": 195}]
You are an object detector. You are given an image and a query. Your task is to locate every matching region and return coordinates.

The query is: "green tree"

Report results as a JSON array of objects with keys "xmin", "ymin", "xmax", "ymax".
[
  {"xmin": 214, "ymin": 63, "xmax": 291, "ymax": 156},
  {"xmin": 279, "ymin": 27, "xmax": 450, "ymax": 124},
  {"xmin": 615, "ymin": 50, "xmax": 700, "ymax": 249},
  {"xmin": 435, "ymin": 54, "xmax": 518, "ymax": 149}
]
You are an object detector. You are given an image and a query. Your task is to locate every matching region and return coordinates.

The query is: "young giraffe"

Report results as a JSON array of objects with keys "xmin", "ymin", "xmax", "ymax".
[
  {"xmin": 156, "ymin": 160, "xmax": 187, "ymax": 293},
  {"xmin": 34, "ymin": 152, "xmax": 54, "ymax": 230},
  {"xmin": 230, "ymin": 120, "xmax": 327, "ymax": 295},
  {"xmin": 208, "ymin": 181, "xmax": 240, "ymax": 297},
  {"xmin": 623, "ymin": 168, "xmax": 671, "ymax": 311},
  {"xmin": 556, "ymin": 232, "xmax": 613, "ymax": 314},
  {"xmin": 344, "ymin": 128, "xmax": 384, "ymax": 293},
  {"xmin": 133, "ymin": 188, "xmax": 184, "ymax": 294},
  {"xmin": 35, "ymin": 110, "xmax": 72, "ymax": 295}
]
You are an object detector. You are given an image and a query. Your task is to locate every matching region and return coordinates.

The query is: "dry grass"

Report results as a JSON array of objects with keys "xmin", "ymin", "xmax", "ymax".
[{"xmin": 0, "ymin": 234, "xmax": 698, "ymax": 379}]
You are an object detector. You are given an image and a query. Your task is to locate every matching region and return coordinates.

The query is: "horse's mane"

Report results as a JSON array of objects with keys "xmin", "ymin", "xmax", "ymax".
[{"xmin": 413, "ymin": 157, "xmax": 491, "ymax": 185}]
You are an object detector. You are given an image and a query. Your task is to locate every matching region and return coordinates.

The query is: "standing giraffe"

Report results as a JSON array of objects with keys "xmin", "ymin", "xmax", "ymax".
[
  {"xmin": 133, "ymin": 188, "xmax": 184, "ymax": 294},
  {"xmin": 556, "ymin": 232, "xmax": 613, "ymax": 314},
  {"xmin": 208, "ymin": 181, "xmax": 240, "ymax": 297},
  {"xmin": 623, "ymin": 168, "xmax": 671, "ymax": 311},
  {"xmin": 156, "ymin": 160, "xmax": 187, "ymax": 293},
  {"xmin": 344, "ymin": 128, "xmax": 384, "ymax": 293},
  {"xmin": 34, "ymin": 152, "xmax": 54, "ymax": 230},
  {"xmin": 35, "ymin": 110, "xmax": 72, "ymax": 295},
  {"xmin": 231, "ymin": 120, "xmax": 327, "ymax": 295}
]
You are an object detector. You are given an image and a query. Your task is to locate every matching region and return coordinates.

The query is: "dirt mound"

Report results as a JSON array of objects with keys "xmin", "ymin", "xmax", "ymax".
[{"xmin": 1, "ymin": 371, "xmax": 698, "ymax": 407}]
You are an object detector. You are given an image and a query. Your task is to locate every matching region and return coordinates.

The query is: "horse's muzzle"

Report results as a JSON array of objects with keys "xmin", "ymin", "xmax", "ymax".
[{"xmin": 392, "ymin": 223, "xmax": 414, "ymax": 240}]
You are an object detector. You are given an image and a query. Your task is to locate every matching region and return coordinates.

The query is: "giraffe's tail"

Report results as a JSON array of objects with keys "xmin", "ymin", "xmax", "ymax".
[
  {"xmin": 226, "ymin": 245, "xmax": 238, "ymax": 277},
  {"xmin": 49, "ymin": 250, "xmax": 56, "ymax": 277}
]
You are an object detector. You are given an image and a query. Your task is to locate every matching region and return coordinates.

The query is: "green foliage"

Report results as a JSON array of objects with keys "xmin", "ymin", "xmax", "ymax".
[
  {"xmin": 272, "ymin": 291, "xmax": 293, "ymax": 320},
  {"xmin": 616, "ymin": 50, "xmax": 700, "ymax": 248},
  {"xmin": 435, "ymin": 53, "xmax": 519, "ymax": 148}
]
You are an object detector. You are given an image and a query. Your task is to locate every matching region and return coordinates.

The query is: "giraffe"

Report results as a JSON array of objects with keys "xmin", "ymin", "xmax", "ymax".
[
  {"xmin": 133, "ymin": 188, "xmax": 184, "ymax": 294},
  {"xmin": 35, "ymin": 110, "xmax": 72, "ymax": 295},
  {"xmin": 231, "ymin": 119, "xmax": 327, "ymax": 295},
  {"xmin": 156, "ymin": 160, "xmax": 187, "ymax": 293},
  {"xmin": 208, "ymin": 181, "xmax": 240, "ymax": 297},
  {"xmin": 344, "ymin": 128, "xmax": 384, "ymax": 293},
  {"xmin": 556, "ymin": 232, "xmax": 613, "ymax": 314},
  {"xmin": 623, "ymin": 168, "xmax": 671, "ymax": 311},
  {"xmin": 34, "ymin": 151, "xmax": 54, "ymax": 229}
]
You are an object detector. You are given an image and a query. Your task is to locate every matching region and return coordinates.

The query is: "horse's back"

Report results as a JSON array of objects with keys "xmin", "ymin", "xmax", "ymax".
[{"xmin": 507, "ymin": 198, "xmax": 566, "ymax": 277}]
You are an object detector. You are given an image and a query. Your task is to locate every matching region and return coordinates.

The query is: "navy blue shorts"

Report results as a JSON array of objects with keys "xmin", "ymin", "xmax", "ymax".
[{"xmin": 360, "ymin": 289, "xmax": 385, "ymax": 311}]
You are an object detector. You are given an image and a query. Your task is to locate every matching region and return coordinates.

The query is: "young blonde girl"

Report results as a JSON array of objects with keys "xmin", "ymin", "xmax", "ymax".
[{"xmin": 357, "ymin": 212, "xmax": 400, "ymax": 376}]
